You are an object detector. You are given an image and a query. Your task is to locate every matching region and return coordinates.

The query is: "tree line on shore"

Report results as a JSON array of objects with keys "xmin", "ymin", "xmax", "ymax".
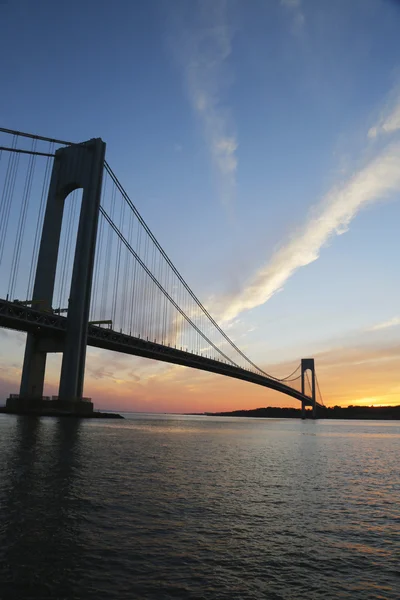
[{"xmin": 205, "ymin": 405, "xmax": 400, "ymax": 419}]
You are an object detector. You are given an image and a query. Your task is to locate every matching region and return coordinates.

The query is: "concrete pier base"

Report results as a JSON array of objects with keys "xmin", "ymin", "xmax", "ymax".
[{"xmin": 6, "ymin": 395, "xmax": 94, "ymax": 416}]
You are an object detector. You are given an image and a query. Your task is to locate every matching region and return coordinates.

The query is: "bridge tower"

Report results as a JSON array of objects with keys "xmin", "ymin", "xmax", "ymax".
[
  {"xmin": 301, "ymin": 358, "xmax": 316, "ymax": 419},
  {"xmin": 15, "ymin": 138, "xmax": 106, "ymax": 414}
]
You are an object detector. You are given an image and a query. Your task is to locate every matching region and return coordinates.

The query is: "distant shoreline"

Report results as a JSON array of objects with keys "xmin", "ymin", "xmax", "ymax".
[{"xmin": 200, "ymin": 405, "xmax": 400, "ymax": 420}]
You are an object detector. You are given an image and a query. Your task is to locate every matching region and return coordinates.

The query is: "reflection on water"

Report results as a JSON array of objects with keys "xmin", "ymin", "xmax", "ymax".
[
  {"xmin": 0, "ymin": 414, "xmax": 399, "ymax": 599},
  {"xmin": 0, "ymin": 417, "xmax": 84, "ymax": 599}
]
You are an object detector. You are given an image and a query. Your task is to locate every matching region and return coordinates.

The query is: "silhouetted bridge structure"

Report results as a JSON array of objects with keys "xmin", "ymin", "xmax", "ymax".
[{"xmin": 0, "ymin": 127, "xmax": 323, "ymax": 416}]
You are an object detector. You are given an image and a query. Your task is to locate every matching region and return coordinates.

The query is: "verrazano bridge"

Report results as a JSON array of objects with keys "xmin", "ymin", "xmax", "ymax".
[{"xmin": 0, "ymin": 128, "xmax": 324, "ymax": 417}]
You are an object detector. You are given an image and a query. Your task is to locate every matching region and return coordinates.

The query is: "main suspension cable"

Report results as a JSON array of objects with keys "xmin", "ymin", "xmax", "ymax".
[
  {"xmin": 100, "ymin": 205, "xmax": 241, "ymax": 367},
  {"xmin": 0, "ymin": 126, "xmax": 305, "ymax": 386},
  {"xmin": 279, "ymin": 364, "xmax": 301, "ymax": 381},
  {"xmin": 103, "ymin": 161, "xmax": 297, "ymax": 382}
]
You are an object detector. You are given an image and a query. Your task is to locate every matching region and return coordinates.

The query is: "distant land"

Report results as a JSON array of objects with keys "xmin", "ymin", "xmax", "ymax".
[{"xmin": 202, "ymin": 405, "xmax": 400, "ymax": 420}]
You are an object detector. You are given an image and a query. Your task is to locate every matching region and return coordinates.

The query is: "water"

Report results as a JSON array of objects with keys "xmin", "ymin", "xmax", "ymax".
[{"xmin": 0, "ymin": 413, "xmax": 398, "ymax": 599}]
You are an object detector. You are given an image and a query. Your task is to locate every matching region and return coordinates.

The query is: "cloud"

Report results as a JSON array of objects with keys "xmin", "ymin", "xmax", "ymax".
[
  {"xmin": 368, "ymin": 91, "xmax": 400, "ymax": 138},
  {"xmin": 368, "ymin": 316, "xmax": 400, "ymax": 331},
  {"xmin": 220, "ymin": 140, "xmax": 400, "ymax": 322},
  {"xmin": 280, "ymin": 0, "xmax": 305, "ymax": 33},
  {"xmin": 175, "ymin": 0, "xmax": 237, "ymax": 207}
]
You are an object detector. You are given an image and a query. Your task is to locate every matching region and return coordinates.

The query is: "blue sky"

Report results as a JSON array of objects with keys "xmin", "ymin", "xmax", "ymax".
[{"xmin": 0, "ymin": 0, "xmax": 400, "ymax": 409}]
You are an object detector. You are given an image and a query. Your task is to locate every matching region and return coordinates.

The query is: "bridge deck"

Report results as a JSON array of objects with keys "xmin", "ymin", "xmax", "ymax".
[{"xmin": 0, "ymin": 299, "xmax": 317, "ymax": 406}]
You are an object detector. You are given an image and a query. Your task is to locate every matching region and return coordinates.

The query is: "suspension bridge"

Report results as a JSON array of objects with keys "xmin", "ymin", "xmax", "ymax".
[{"xmin": 0, "ymin": 127, "xmax": 324, "ymax": 417}]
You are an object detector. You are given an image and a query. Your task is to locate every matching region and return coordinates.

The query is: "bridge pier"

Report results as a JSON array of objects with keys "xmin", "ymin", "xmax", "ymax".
[
  {"xmin": 20, "ymin": 336, "xmax": 47, "ymax": 399},
  {"xmin": 11, "ymin": 138, "xmax": 106, "ymax": 415},
  {"xmin": 301, "ymin": 358, "xmax": 316, "ymax": 419}
]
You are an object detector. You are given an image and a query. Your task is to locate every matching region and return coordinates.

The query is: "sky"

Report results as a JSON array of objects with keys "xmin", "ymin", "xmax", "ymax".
[{"xmin": 0, "ymin": 0, "xmax": 400, "ymax": 412}]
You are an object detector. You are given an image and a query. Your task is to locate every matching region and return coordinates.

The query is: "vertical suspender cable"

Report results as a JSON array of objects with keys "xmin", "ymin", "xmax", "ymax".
[
  {"xmin": 111, "ymin": 194, "xmax": 125, "ymax": 326},
  {"xmin": 130, "ymin": 219, "xmax": 141, "ymax": 336},
  {"xmin": 8, "ymin": 139, "xmax": 37, "ymax": 299},
  {"xmin": 121, "ymin": 206, "xmax": 133, "ymax": 332},
  {"xmin": 101, "ymin": 183, "xmax": 115, "ymax": 320},
  {"xmin": 0, "ymin": 136, "xmax": 20, "ymax": 266},
  {"xmin": 91, "ymin": 208, "xmax": 105, "ymax": 321},
  {"xmin": 27, "ymin": 142, "xmax": 53, "ymax": 300}
]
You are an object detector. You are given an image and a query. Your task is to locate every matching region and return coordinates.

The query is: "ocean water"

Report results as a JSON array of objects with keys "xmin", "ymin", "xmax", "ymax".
[{"xmin": 0, "ymin": 413, "xmax": 398, "ymax": 599}]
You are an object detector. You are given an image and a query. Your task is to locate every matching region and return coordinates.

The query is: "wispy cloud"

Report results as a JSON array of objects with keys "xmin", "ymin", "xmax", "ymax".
[
  {"xmin": 175, "ymin": 0, "xmax": 237, "ymax": 207},
  {"xmin": 368, "ymin": 90, "xmax": 400, "ymax": 138},
  {"xmin": 213, "ymin": 84, "xmax": 400, "ymax": 322},
  {"xmin": 220, "ymin": 139, "xmax": 400, "ymax": 322},
  {"xmin": 280, "ymin": 0, "xmax": 305, "ymax": 33},
  {"xmin": 368, "ymin": 316, "xmax": 400, "ymax": 331}
]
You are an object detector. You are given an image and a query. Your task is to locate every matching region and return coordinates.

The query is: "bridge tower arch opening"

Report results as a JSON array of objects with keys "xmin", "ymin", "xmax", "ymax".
[
  {"xmin": 301, "ymin": 358, "xmax": 316, "ymax": 419},
  {"xmin": 35, "ymin": 188, "xmax": 83, "ymax": 399},
  {"xmin": 18, "ymin": 138, "xmax": 106, "ymax": 412},
  {"xmin": 52, "ymin": 188, "xmax": 83, "ymax": 313}
]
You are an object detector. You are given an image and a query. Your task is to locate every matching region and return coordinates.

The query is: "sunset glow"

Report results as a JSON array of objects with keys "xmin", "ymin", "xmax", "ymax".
[{"xmin": 1, "ymin": 0, "xmax": 399, "ymax": 412}]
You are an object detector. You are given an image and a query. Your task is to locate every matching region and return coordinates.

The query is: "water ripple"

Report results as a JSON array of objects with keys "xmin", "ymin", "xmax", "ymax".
[{"xmin": 0, "ymin": 414, "xmax": 399, "ymax": 599}]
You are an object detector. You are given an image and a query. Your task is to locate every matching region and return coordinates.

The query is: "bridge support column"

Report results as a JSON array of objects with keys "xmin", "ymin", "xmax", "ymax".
[
  {"xmin": 301, "ymin": 358, "xmax": 316, "ymax": 419},
  {"xmin": 20, "ymin": 336, "xmax": 47, "ymax": 399},
  {"xmin": 16, "ymin": 138, "xmax": 106, "ymax": 414},
  {"xmin": 301, "ymin": 401, "xmax": 306, "ymax": 419},
  {"xmin": 58, "ymin": 140, "xmax": 105, "ymax": 403},
  {"xmin": 312, "ymin": 399, "xmax": 317, "ymax": 419}
]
